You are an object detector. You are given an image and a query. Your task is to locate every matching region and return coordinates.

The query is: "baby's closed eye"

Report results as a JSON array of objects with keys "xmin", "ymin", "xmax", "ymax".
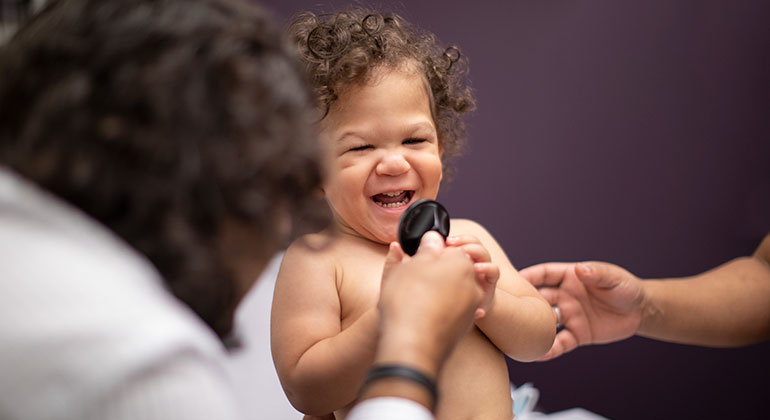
[
  {"xmin": 348, "ymin": 144, "xmax": 374, "ymax": 152},
  {"xmin": 402, "ymin": 138, "xmax": 426, "ymax": 145}
]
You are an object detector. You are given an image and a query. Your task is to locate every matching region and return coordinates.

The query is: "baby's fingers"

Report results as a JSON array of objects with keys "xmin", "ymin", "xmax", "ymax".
[
  {"xmin": 474, "ymin": 262, "xmax": 499, "ymax": 286},
  {"xmin": 473, "ymin": 262, "xmax": 498, "ymax": 320},
  {"xmin": 451, "ymin": 242, "xmax": 492, "ymax": 264},
  {"xmin": 446, "ymin": 234, "xmax": 482, "ymax": 247}
]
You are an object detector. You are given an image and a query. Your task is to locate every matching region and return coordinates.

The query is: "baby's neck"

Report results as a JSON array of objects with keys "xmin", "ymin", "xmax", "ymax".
[{"xmin": 330, "ymin": 227, "xmax": 393, "ymax": 252}]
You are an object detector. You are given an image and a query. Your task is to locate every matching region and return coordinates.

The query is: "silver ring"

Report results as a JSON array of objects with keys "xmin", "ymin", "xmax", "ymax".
[{"xmin": 553, "ymin": 306, "xmax": 563, "ymax": 327}]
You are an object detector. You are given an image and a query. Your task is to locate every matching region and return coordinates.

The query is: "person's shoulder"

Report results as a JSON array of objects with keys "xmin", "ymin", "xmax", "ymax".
[
  {"xmin": 0, "ymin": 172, "xmax": 219, "ymax": 351},
  {"xmin": 449, "ymin": 218, "xmax": 505, "ymax": 252},
  {"xmin": 280, "ymin": 230, "xmax": 388, "ymax": 282},
  {"xmin": 279, "ymin": 231, "xmax": 346, "ymax": 279},
  {"xmin": 284, "ymin": 231, "xmax": 340, "ymax": 260},
  {"xmin": 284, "ymin": 229, "xmax": 381, "ymax": 259},
  {"xmin": 0, "ymin": 211, "xmax": 219, "ymax": 347},
  {"xmin": 0, "ymin": 191, "xmax": 226, "ymax": 418},
  {"xmin": 450, "ymin": 218, "xmax": 494, "ymax": 238}
]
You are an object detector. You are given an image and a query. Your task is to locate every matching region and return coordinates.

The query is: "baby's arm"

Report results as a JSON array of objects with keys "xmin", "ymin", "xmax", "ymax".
[
  {"xmin": 271, "ymin": 238, "xmax": 379, "ymax": 415},
  {"xmin": 448, "ymin": 220, "xmax": 556, "ymax": 361}
]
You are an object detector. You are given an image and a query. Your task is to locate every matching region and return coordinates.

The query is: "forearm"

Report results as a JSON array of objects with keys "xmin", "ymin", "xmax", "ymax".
[
  {"xmin": 283, "ymin": 308, "xmax": 380, "ymax": 415},
  {"xmin": 357, "ymin": 306, "xmax": 452, "ymax": 413},
  {"xmin": 638, "ymin": 256, "xmax": 770, "ymax": 347},
  {"xmin": 475, "ymin": 290, "xmax": 556, "ymax": 361},
  {"xmin": 353, "ymin": 339, "xmax": 439, "ymax": 418}
]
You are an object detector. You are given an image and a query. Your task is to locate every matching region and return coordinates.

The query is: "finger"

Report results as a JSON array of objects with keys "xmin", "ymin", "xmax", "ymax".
[
  {"xmin": 474, "ymin": 307, "xmax": 486, "ymax": 319},
  {"xmin": 384, "ymin": 241, "xmax": 405, "ymax": 265},
  {"xmin": 555, "ymin": 328, "xmax": 580, "ymax": 355},
  {"xmin": 575, "ymin": 261, "xmax": 625, "ymax": 289},
  {"xmin": 460, "ymin": 243, "xmax": 492, "ymax": 264},
  {"xmin": 446, "ymin": 234, "xmax": 482, "ymax": 246},
  {"xmin": 536, "ymin": 286, "xmax": 560, "ymax": 306},
  {"xmin": 382, "ymin": 243, "xmax": 406, "ymax": 288},
  {"xmin": 519, "ymin": 262, "xmax": 573, "ymax": 287},
  {"xmin": 415, "ymin": 230, "xmax": 445, "ymax": 256},
  {"xmin": 474, "ymin": 262, "xmax": 499, "ymax": 285},
  {"xmin": 539, "ymin": 328, "xmax": 579, "ymax": 361}
]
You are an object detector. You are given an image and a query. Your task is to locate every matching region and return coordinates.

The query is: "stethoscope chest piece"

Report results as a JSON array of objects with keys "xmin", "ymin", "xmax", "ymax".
[{"xmin": 397, "ymin": 199, "xmax": 450, "ymax": 256}]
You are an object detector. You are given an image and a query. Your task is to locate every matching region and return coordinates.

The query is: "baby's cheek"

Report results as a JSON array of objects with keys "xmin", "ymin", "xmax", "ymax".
[{"xmin": 426, "ymin": 165, "xmax": 443, "ymax": 196}]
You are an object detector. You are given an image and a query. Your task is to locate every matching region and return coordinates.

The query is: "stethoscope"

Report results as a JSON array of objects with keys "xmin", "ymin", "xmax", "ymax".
[{"xmin": 397, "ymin": 199, "xmax": 450, "ymax": 256}]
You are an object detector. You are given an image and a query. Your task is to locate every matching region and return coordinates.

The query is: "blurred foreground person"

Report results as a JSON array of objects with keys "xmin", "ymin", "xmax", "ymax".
[{"xmin": 0, "ymin": 0, "xmax": 486, "ymax": 419}]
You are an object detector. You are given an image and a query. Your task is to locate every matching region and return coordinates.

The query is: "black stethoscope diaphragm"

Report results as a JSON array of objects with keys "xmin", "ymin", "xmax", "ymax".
[{"xmin": 397, "ymin": 199, "xmax": 450, "ymax": 256}]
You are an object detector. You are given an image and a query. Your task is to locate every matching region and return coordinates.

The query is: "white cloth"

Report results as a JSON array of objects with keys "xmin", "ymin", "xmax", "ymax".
[
  {"xmin": 348, "ymin": 398, "xmax": 433, "ymax": 420},
  {"xmin": 225, "ymin": 253, "xmax": 303, "ymax": 419},
  {"xmin": 0, "ymin": 168, "xmax": 242, "ymax": 420}
]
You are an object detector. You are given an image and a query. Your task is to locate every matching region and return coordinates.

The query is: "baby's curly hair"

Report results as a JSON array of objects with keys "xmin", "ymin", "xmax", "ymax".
[{"xmin": 288, "ymin": 8, "xmax": 476, "ymax": 176}]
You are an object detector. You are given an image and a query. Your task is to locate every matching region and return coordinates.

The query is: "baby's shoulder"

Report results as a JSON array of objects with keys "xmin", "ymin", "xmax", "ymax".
[
  {"xmin": 283, "ymin": 231, "xmax": 379, "ymax": 266},
  {"xmin": 280, "ymin": 232, "xmax": 385, "ymax": 287},
  {"xmin": 282, "ymin": 232, "xmax": 339, "ymax": 266},
  {"xmin": 449, "ymin": 218, "xmax": 493, "ymax": 237},
  {"xmin": 449, "ymin": 218, "xmax": 503, "ymax": 250},
  {"xmin": 277, "ymin": 233, "xmax": 343, "ymax": 287}
]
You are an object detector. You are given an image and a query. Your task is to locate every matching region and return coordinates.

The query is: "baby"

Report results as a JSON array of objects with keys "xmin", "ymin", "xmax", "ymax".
[{"xmin": 271, "ymin": 9, "xmax": 555, "ymax": 420}]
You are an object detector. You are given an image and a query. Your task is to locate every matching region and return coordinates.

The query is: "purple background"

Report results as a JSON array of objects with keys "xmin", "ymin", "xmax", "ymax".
[{"xmin": 260, "ymin": 1, "xmax": 770, "ymax": 419}]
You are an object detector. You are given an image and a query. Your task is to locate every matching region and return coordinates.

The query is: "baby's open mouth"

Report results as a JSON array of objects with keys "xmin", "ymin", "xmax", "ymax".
[{"xmin": 372, "ymin": 190, "xmax": 413, "ymax": 208}]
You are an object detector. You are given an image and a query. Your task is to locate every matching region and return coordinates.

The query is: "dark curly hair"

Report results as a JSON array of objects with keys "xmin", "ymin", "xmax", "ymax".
[
  {"xmin": 288, "ymin": 8, "xmax": 475, "ymax": 176},
  {"xmin": 0, "ymin": 0, "xmax": 328, "ymax": 340}
]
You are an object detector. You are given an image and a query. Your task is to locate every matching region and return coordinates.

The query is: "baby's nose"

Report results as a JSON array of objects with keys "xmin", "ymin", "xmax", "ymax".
[{"xmin": 375, "ymin": 153, "xmax": 410, "ymax": 176}]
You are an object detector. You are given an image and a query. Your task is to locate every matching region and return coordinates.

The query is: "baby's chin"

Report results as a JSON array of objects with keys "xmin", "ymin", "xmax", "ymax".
[
  {"xmin": 336, "ymin": 221, "xmax": 398, "ymax": 246},
  {"xmin": 370, "ymin": 231, "xmax": 398, "ymax": 246},
  {"xmin": 361, "ymin": 226, "xmax": 398, "ymax": 246}
]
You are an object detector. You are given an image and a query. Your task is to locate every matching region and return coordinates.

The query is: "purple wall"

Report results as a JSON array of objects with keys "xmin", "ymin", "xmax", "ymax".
[{"xmin": 260, "ymin": 1, "xmax": 770, "ymax": 419}]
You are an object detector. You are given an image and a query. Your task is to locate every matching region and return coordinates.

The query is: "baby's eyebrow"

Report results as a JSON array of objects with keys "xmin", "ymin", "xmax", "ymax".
[
  {"xmin": 333, "ymin": 120, "xmax": 436, "ymax": 142},
  {"xmin": 335, "ymin": 130, "xmax": 368, "ymax": 143},
  {"xmin": 406, "ymin": 121, "xmax": 436, "ymax": 134}
]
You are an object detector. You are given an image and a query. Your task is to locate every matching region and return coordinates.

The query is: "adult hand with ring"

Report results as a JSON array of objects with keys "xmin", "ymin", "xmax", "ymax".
[
  {"xmin": 520, "ymin": 262, "xmax": 645, "ymax": 360},
  {"xmin": 522, "ymin": 235, "xmax": 770, "ymax": 352},
  {"xmin": 552, "ymin": 306, "xmax": 563, "ymax": 328}
]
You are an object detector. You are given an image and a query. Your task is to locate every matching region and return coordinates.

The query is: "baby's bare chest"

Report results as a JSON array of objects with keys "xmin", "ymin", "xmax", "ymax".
[
  {"xmin": 334, "ymin": 250, "xmax": 387, "ymax": 329},
  {"xmin": 332, "ymin": 242, "xmax": 513, "ymax": 418}
]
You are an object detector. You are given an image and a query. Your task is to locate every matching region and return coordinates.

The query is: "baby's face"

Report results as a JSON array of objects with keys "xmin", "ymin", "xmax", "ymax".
[{"xmin": 319, "ymin": 68, "xmax": 442, "ymax": 244}]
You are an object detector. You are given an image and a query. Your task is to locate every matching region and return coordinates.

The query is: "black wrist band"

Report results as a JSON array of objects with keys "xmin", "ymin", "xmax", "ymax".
[{"xmin": 362, "ymin": 364, "xmax": 438, "ymax": 405}]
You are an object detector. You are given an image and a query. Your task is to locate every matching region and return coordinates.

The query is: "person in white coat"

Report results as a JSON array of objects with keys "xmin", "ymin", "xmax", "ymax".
[{"xmin": 0, "ymin": 0, "xmax": 488, "ymax": 419}]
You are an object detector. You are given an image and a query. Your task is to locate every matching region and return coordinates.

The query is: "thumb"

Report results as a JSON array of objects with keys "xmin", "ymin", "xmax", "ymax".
[
  {"xmin": 575, "ymin": 262, "xmax": 625, "ymax": 289},
  {"xmin": 381, "ymin": 242, "xmax": 405, "ymax": 290},
  {"xmin": 385, "ymin": 241, "xmax": 405, "ymax": 266},
  {"xmin": 415, "ymin": 230, "xmax": 445, "ymax": 256}
]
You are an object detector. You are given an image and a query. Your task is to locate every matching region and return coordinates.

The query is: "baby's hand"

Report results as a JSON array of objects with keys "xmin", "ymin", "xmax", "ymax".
[{"xmin": 446, "ymin": 235, "xmax": 499, "ymax": 319}]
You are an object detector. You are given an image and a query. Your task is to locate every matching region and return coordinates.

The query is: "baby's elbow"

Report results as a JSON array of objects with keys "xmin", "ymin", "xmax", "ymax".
[
  {"xmin": 533, "ymin": 302, "xmax": 557, "ymax": 357},
  {"xmin": 508, "ymin": 339, "xmax": 551, "ymax": 362},
  {"xmin": 282, "ymin": 382, "xmax": 332, "ymax": 416},
  {"xmin": 508, "ymin": 331, "xmax": 554, "ymax": 362},
  {"xmin": 275, "ymin": 365, "xmax": 323, "ymax": 415},
  {"xmin": 534, "ymin": 318, "xmax": 557, "ymax": 360},
  {"xmin": 509, "ymin": 303, "xmax": 556, "ymax": 362}
]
